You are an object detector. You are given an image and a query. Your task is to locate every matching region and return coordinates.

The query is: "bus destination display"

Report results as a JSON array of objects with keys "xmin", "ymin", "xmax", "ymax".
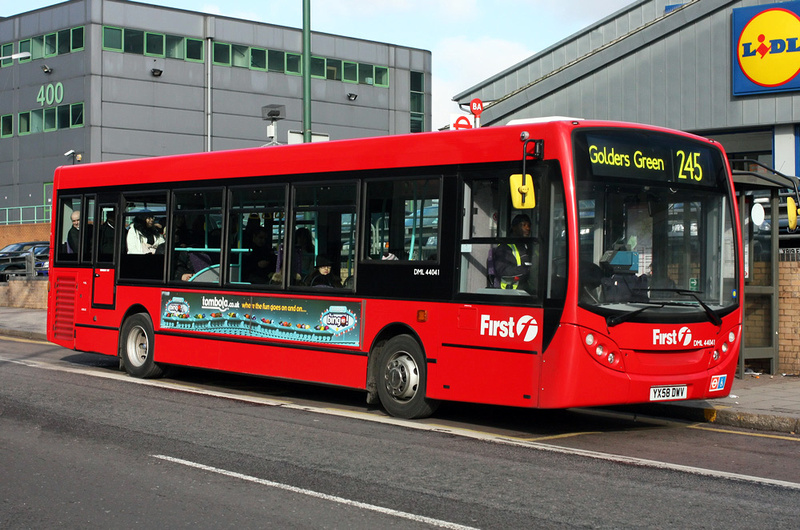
[{"xmin": 582, "ymin": 132, "xmax": 714, "ymax": 186}]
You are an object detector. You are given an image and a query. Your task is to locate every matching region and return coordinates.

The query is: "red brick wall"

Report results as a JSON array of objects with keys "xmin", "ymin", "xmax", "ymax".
[
  {"xmin": 779, "ymin": 261, "xmax": 800, "ymax": 374},
  {"xmin": 0, "ymin": 224, "xmax": 51, "ymax": 248}
]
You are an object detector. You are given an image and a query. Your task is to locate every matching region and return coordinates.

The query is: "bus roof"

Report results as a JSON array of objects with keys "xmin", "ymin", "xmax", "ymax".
[{"xmin": 53, "ymin": 118, "xmax": 720, "ymax": 191}]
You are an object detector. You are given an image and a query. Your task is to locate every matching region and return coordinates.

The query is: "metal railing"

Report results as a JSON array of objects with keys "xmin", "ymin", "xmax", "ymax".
[
  {"xmin": 0, "ymin": 205, "xmax": 51, "ymax": 225},
  {"xmin": 0, "ymin": 252, "xmax": 48, "ymax": 280}
]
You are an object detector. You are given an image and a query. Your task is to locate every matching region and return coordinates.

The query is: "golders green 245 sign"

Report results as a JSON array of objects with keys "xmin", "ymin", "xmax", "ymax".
[{"xmin": 733, "ymin": 1, "xmax": 800, "ymax": 95}]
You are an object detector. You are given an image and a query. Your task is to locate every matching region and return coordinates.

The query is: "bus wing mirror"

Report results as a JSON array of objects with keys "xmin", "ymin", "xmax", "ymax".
[
  {"xmin": 509, "ymin": 174, "xmax": 535, "ymax": 209},
  {"xmin": 789, "ymin": 196, "xmax": 798, "ymax": 231}
]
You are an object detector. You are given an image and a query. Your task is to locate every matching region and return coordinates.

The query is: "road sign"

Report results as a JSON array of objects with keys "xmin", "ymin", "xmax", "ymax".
[
  {"xmin": 452, "ymin": 115, "xmax": 473, "ymax": 130},
  {"xmin": 470, "ymin": 98, "xmax": 483, "ymax": 117}
]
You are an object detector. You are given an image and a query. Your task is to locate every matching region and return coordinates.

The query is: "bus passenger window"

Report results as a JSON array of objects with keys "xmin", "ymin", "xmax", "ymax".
[
  {"xmin": 364, "ymin": 178, "xmax": 440, "ymax": 262},
  {"xmin": 170, "ymin": 189, "xmax": 222, "ymax": 284},
  {"xmin": 228, "ymin": 186, "xmax": 285, "ymax": 287},
  {"xmin": 292, "ymin": 183, "xmax": 357, "ymax": 289},
  {"xmin": 56, "ymin": 196, "xmax": 82, "ymax": 262},
  {"xmin": 119, "ymin": 193, "xmax": 167, "ymax": 281}
]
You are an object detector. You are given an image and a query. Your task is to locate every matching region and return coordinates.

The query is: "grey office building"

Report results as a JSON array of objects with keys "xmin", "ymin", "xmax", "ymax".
[{"xmin": 0, "ymin": 0, "xmax": 432, "ymax": 221}]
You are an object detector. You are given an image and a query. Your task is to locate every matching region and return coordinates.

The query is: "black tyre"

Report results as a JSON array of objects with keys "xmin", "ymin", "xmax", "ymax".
[
  {"xmin": 120, "ymin": 313, "xmax": 163, "ymax": 378},
  {"xmin": 376, "ymin": 334, "xmax": 438, "ymax": 419}
]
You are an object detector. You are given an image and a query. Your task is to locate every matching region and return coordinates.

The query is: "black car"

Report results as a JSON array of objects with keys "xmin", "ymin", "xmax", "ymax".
[{"xmin": 0, "ymin": 241, "xmax": 49, "ymax": 280}]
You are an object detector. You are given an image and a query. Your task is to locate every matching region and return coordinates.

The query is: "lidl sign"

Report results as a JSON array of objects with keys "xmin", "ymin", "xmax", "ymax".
[{"xmin": 733, "ymin": 1, "xmax": 800, "ymax": 95}]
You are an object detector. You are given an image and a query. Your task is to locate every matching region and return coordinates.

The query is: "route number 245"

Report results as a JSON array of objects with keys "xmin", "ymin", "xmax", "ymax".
[{"xmin": 676, "ymin": 150, "xmax": 703, "ymax": 182}]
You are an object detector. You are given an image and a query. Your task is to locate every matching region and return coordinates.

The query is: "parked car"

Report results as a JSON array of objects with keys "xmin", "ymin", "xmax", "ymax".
[{"xmin": 0, "ymin": 241, "xmax": 49, "ymax": 281}]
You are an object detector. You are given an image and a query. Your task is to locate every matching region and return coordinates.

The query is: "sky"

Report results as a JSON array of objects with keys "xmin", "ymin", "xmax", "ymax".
[{"xmin": 3, "ymin": 0, "xmax": 635, "ymax": 129}]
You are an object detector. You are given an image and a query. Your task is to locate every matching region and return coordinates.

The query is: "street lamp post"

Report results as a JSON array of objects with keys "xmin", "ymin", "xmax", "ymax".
[{"xmin": 0, "ymin": 51, "xmax": 31, "ymax": 62}]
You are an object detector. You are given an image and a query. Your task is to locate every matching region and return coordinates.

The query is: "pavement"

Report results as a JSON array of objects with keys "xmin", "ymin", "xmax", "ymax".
[{"xmin": 2, "ymin": 306, "xmax": 799, "ymax": 434}]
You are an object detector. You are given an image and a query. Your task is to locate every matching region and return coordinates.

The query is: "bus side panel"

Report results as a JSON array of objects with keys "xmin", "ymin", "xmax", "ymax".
[
  {"xmin": 428, "ymin": 346, "xmax": 538, "ymax": 407},
  {"xmin": 154, "ymin": 334, "xmax": 367, "ymax": 389},
  {"xmin": 429, "ymin": 304, "xmax": 542, "ymax": 407}
]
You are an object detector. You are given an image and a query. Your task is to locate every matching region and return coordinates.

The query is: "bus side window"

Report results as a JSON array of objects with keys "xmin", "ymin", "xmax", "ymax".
[
  {"xmin": 292, "ymin": 183, "xmax": 357, "ymax": 289},
  {"xmin": 119, "ymin": 193, "xmax": 167, "ymax": 281},
  {"xmin": 56, "ymin": 196, "xmax": 82, "ymax": 262},
  {"xmin": 364, "ymin": 178, "xmax": 440, "ymax": 262}
]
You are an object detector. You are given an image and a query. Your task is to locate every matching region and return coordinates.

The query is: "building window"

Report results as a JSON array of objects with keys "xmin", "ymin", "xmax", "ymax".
[
  {"xmin": 71, "ymin": 103, "xmax": 84, "ymax": 128},
  {"xmin": 185, "ymin": 38, "xmax": 204, "ymax": 62},
  {"xmin": 232, "ymin": 44, "xmax": 249, "ymax": 68},
  {"xmin": 103, "ymin": 27, "xmax": 123, "ymax": 51},
  {"xmin": 250, "ymin": 47, "xmax": 267, "ymax": 70},
  {"xmin": 145, "ymin": 33, "xmax": 165, "ymax": 57},
  {"xmin": 165, "ymin": 35, "xmax": 184, "ymax": 58},
  {"xmin": 268, "ymin": 50, "xmax": 284, "ymax": 72},
  {"xmin": 326, "ymin": 58, "xmax": 341, "ymax": 81},
  {"xmin": 286, "ymin": 53, "xmax": 302, "ymax": 75},
  {"xmin": 213, "ymin": 42, "xmax": 231, "ymax": 66},
  {"xmin": 44, "ymin": 108, "xmax": 57, "ymax": 132},
  {"xmin": 44, "ymin": 33, "xmax": 57, "ymax": 57},
  {"xmin": 343, "ymin": 61, "xmax": 358, "ymax": 83},
  {"xmin": 359, "ymin": 63, "xmax": 374, "ymax": 85},
  {"xmin": 124, "ymin": 29, "xmax": 144, "ymax": 54},
  {"xmin": 18, "ymin": 112, "xmax": 30, "ymax": 135},
  {"xmin": 57, "ymin": 29, "xmax": 71, "ymax": 55},
  {"xmin": 0, "ymin": 43, "xmax": 12, "ymax": 67},
  {"xmin": 1, "ymin": 115, "xmax": 12, "ymax": 138},
  {"xmin": 71, "ymin": 27, "xmax": 85, "ymax": 52},
  {"xmin": 410, "ymin": 71, "xmax": 424, "ymax": 133},
  {"xmin": 18, "ymin": 39, "xmax": 31, "ymax": 62},
  {"xmin": 374, "ymin": 66, "xmax": 389, "ymax": 87},
  {"xmin": 311, "ymin": 56, "xmax": 326, "ymax": 78}
]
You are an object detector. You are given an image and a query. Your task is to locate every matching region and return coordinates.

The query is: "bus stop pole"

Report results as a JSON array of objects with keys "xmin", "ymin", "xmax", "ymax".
[{"xmin": 302, "ymin": 0, "xmax": 311, "ymax": 143}]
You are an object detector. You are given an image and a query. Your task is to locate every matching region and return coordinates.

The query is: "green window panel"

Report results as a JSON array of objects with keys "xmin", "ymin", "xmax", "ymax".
[
  {"xmin": 103, "ymin": 27, "xmax": 123, "ymax": 51},
  {"xmin": 186, "ymin": 38, "xmax": 203, "ymax": 62},
  {"xmin": 1, "ymin": 115, "xmax": 12, "ymax": 138},
  {"xmin": 145, "ymin": 33, "xmax": 165, "ymax": 57}
]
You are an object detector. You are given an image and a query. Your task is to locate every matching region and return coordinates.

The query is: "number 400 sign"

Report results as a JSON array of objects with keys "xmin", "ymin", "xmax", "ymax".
[{"xmin": 37, "ymin": 82, "xmax": 64, "ymax": 107}]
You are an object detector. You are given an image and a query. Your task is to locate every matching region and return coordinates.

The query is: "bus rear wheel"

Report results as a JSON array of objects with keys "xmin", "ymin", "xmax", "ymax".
[
  {"xmin": 377, "ymin": 335, "xmax": 438, "ymax": 419},
  {"xmin": 120, "ymin": 313, "xmax": 163, "ymax": 379}
]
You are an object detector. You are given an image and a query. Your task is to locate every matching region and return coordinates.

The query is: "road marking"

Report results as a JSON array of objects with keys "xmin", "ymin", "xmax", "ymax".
[
  {"xmin": 688, "ymin": 423, "xmax": 800, "ymax": 442},
  {"xmin": 153, "ymin": 454, "xmax": 478, "ymax": 530},
  {"xmin": 7, "ymin": 354, "xmax": 800, "ymax": 492}
]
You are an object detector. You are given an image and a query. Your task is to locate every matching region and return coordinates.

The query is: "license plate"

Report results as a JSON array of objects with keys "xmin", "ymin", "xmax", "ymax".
[{"xmin": 650, "ymin": 385, "xmax": 687, "ymax": 401}]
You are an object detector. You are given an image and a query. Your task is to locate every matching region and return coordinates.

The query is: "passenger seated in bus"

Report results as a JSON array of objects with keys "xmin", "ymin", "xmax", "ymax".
[
  {"xmin": 494, "ymin": 213, "xmax": 536, "ymax": 291},
  {"xmin": 277, "ymin": 227, "xmax": 315, "ymax": 284},
  {"xmin": 127, "ymin": 212, "xmax": 165, "ymax": 254},
  {"xmin": 67, "ymin": 211, "xmax": 81, "ymax": 254},
  {"xmin": 242, "ymin": 228, "xmax": 276, "ymax": 284},
  {"xmin": 305, "ymin": 256, "xmax": 341, "ymax": 288}
]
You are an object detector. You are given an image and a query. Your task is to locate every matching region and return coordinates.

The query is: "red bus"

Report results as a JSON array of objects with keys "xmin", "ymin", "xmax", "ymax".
[{"xmin": 47, "ymin": 118, "xmax": 742, "ymax": 418}]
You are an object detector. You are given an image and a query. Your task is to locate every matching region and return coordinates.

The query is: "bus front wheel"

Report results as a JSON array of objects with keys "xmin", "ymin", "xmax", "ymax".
[
  {"xmin": 377, "ymin": 335, "xmax": 438, "ymax": 419},
  {"xmin": 120, "ymin": 313, "xmax": 163, "ymax": 379}
]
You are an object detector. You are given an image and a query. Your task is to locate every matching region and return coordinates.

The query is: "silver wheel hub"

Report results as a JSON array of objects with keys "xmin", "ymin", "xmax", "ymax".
[
  {"xmin": 384, "ymin": 352, "xmax": 419, "ymax": 401},
  {"xmin": 126, "ymin": 325, "xmax": 149, "ymax": 367}
]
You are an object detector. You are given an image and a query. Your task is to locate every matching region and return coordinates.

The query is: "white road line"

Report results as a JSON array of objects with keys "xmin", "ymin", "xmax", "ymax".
[
  {"xmin": 6, "ymin": 354, "xmax": 800, "ymax": 492},
  {"xmin": 153, "ymin": 454, "xmax": 479, "ymax": 530}
]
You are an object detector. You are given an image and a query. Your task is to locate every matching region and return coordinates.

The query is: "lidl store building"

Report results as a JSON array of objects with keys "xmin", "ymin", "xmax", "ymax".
[
  {"xmin": 0, "ymin": 0, "xmax": 431, "ymax": 231},
  {"xmin": 455, "ymin": 0, "xmax": 800, "ymax": 374}
]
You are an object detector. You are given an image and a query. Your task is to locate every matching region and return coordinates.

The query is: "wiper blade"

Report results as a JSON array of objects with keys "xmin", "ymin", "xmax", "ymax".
[
  {"xmin": 607, "ymin": 303, "xmax": 663, "ymax": 328},
  {"xmin": 648, "ymin": 288, "xmax": 723, "ymax": 327}
]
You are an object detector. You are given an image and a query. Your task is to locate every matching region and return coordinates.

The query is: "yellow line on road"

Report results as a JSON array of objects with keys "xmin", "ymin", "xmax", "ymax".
[{"xmin": 688, "ymin": 423, "xmax": 800, "ymax": 442}]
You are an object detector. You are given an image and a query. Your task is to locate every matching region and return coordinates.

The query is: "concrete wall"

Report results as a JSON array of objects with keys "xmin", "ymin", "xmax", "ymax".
[{"xmin": 0, "ymin": 277, "xmax": 48, "ymax": 309}]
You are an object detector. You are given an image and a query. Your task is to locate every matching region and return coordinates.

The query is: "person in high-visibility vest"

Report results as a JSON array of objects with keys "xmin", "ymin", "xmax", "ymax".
[{"xmin": 494, "ymin": 214, "xmax": 534, "ymax": 290}]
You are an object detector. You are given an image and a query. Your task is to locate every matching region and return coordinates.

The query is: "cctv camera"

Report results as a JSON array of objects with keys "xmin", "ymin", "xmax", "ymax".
[{"xmin": 64, "ymin": 149, "xmax": 75, "ymax": 157}]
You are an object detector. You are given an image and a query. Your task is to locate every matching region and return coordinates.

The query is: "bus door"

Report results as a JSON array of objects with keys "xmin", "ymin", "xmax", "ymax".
[{"xmin": 92, "ymin": 202, "xmax": 118, "ymax": 307}]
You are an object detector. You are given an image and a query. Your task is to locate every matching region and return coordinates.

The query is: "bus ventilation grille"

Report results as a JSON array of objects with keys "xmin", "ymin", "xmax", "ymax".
[{"xmin": 53, "ymin": 276, "xmax": 77, "ymax": 342}]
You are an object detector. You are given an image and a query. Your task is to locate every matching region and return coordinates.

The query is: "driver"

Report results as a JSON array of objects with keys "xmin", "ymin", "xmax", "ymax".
[{"xmin": 495, "ymin": 213, "xmax": 535, "ymax": 290}]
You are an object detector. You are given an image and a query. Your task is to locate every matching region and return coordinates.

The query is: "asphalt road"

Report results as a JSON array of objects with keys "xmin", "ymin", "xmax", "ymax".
[{"xmin": 2, "ymin": 337, "xmax": 799, "ymax": 528}]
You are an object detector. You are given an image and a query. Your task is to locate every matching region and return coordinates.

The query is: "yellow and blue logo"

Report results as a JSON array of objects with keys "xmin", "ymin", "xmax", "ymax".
[{"xmin": 733, "ymin": 2, "xmax": 800, "ymax": 95}]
